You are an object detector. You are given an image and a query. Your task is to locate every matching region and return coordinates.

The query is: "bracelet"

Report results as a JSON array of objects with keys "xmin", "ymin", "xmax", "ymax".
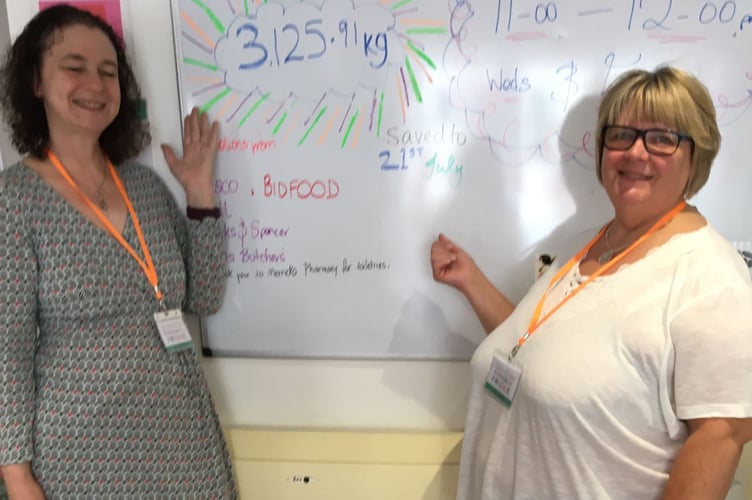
[{"xmin": 186, "ymin": 206, "xmax": 221, "ymax": 220}]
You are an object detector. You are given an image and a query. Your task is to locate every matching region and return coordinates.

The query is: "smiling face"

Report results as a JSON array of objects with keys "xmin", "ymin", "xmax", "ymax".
[
  {"xmin": 595, "ymin": 68, "xmax": 721, "ymax": 204},
  {"xmin": 600, "ymin": 114, "xmax": 693, "ymax": 218},
  {"xmin": 34, "ymin": 24, "xmax": 120, "ymax": 143}
]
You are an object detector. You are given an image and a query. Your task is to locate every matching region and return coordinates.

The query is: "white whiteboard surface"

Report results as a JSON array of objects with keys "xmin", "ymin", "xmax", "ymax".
[{"xmin": 168, "ymin": 0, "xmax": 752, "ymax": 359}]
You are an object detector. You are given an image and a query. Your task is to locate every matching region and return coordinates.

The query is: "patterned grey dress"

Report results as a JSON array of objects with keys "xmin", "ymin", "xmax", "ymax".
[{"xmin": 0, "ymin": 161, "xmax": 236, "ymax": 499}]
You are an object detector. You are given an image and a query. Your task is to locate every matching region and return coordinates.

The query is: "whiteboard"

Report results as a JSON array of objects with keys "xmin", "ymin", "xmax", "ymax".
[{"xmin": 170, "ymin": 0, "xmax": 752, "ymax": 359}]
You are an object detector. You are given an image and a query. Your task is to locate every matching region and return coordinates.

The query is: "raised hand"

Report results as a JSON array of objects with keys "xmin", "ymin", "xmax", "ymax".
[
  {"xmin": 161, "ymin": 106, "xmax": 220, "ymax": 208},
  {"xmin": 430, "ymin": 233, "xmax": 516, "ymax": 333},
  {"xmin": 430, "ymin": 233, "xmax": 481, "ymax": 293}
]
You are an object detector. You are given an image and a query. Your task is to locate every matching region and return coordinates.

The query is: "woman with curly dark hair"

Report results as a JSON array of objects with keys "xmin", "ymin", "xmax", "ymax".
[
  {"xmin": 0, "ymin": 4, "xmax": 148, "ymax": 164},
  {"xmin": 0, "ymin": 5, "xmax": 236, "ymax": 498}
]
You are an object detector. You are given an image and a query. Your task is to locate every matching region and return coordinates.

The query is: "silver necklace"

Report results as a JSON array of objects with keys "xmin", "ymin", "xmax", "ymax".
[
  {"xmin": 93, "ymin": 170, "xmax": 109, "ymax": 211},
  {"xmin": 597, "ymin": 225, "xmax": 630, "ymax": 264}
]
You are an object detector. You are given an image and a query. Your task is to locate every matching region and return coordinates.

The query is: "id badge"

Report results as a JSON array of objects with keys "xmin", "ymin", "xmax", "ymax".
[
  {"xmin": 154, "ymin": 309, "xmax": 194, "ymax": 352},
  {"xmin": 484, "ymin": 354, "xmax": 522, "ymax": 408}
]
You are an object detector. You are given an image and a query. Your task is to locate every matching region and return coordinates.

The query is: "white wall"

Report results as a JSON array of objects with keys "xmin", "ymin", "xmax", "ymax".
[{"xmin": 0, "ymin": 0, "xmax": 19, "ymax": 168}]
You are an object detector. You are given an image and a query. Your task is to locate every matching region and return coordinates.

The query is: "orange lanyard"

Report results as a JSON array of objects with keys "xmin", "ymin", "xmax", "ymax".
[
  {"xmin": 48, "ymin": 151, "xmax": 164, "ymax": 303},
  {"xmin": 508, "ymin": 200, "xmax": 687, "ymax": 360}
]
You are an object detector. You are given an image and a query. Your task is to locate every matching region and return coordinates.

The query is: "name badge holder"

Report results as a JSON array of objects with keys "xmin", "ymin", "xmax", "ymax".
[
  {"xmin": 154, "ymin": 309, "xmax": 194, "ymax": 352},
  {"xmin": 485, "ymin": 354, "xmax": 522, "ymax": 408}
]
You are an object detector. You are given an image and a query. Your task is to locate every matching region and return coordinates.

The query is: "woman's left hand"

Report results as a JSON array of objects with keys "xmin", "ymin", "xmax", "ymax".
[{"xmin": 161, "ymin": 106, "xmax": 219, "ymax": 208}]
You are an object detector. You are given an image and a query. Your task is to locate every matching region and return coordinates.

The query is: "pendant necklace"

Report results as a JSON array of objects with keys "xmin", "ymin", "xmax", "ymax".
[
  {"xmin": 93, "ymin": 169, "xmax": 109, "ymax": 211},
  {"xmin": 597, "ymin": 225, "xmax": 630, "ymax": 264},
  {"xmin": 47, "ymin": 151, "xmax": 111, "ymax": 211}
]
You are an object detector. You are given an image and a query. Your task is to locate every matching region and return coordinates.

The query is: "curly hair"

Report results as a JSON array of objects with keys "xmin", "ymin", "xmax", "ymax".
[{"xmin": 0, "ymin": 4, "xmax": 150, "ymax": 164}]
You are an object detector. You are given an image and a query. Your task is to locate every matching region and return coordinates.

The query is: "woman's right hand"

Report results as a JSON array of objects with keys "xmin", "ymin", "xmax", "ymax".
[
  {"xmin": 430, "ymin": 233, "xmax": 480, "ymax": 294},
  {"xmin": 430, "ymin": 233, "xmax": 517, "ymax": 333},
  {"xmin": 2, "ymin": 463, "xmax": 45, "ymax": 500}
]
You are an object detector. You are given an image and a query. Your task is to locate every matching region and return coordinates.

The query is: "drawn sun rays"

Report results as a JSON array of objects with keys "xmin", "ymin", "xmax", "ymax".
[{"xmin": 179, "ymin": 0, "xmax": 446, "ymax": 148}]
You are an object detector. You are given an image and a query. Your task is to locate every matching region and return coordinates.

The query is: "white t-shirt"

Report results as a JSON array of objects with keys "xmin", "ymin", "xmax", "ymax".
[{"xmin": 457, "ymin": 225, "xmax": 752, "ymax": 500}]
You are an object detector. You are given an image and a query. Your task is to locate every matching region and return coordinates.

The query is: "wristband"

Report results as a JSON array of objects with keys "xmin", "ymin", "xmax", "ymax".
[{"xmin": 186, "ymin": 206, "xmax": 221, "ymax": 220}]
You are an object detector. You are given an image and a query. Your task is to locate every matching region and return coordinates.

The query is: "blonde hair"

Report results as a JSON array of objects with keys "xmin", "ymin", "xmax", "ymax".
[{"xmin": 595, "ymin": 67, "xmax": 720, "ymax": 198}]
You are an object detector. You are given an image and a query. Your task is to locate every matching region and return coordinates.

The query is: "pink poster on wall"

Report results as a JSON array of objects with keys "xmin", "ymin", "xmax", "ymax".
[{"xmin": 39, "ymin": 0, "xmax": 124, "ymax": 42}]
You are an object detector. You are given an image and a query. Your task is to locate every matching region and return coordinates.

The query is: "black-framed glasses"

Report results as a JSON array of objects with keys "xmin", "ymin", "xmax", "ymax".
[{"xmin": 602, "ymin": 125, "xmax": 693, "ymax": 156}]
